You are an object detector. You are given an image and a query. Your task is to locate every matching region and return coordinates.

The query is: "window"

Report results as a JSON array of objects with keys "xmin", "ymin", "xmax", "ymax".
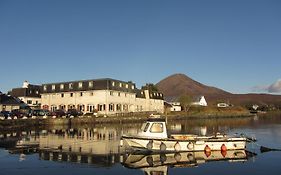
[
  {"xmin": 150, "ymin": 123, "xmax": 163, "ymax": 133},
  {"xmin": 89, "ymin": 81, "xmax": 93, "ymax": 88},
  {"xmin": 116, "ymin": 104, "xmax": 121, "ymax": 111},
  {"xmin": 61, "ymin": 93, "xmax": 64, "ymax": 98},
  {"xmin": 51, "ymin": 105, "xmax": 57, "ymax": 112},
  {"xmin": 119, "ymin": 82, "xmax": 122, "ymax": 87},
  {"xmin": 141, "ymin": 123, "xmax": 150, "ymax": 132},
  {"xmin": 36, "ymin": 90, "xmax": 39, "ymax": 94},
  {"xmin": 80, "ymin": 92, "xmax": 83, "ymax": 96},
  {"xmin": 131, "ymin": 85, "xmax": 135, "ymax": 89},
  {"xmin": 89, "ymin": 92, "xmax": 94, "ymax": 96},
  {"xmin": 27, "ymin": 100, "xmax": 32, "ymax": 104},
  {"xmin": 87, "ymin": 104, "xmax": 95, "ymax": 112},
  {"xmin": 98, "ymin": 104, "xmax": 105, "ymax": 111},
  {"xmin": 109, "ymin": 104, "xmax": 114, "ymax": 111},
  {"xmin": 110, "ymin": 91, "xmax": 114, "ymax": 96},
  {"xmin": 118, "ymin": 92, "xmax": 121, "ymax": 97},
  {"xmin": 112, "ymin": 81, "xmax": 115, "ymax": 86},
  {"xmin": 52, "ymin": 85, "xmax": 56, "ymax": 91},
  {"xmin": 141, "ymin": 91, "xmax": 144, "ymax": 95},
  {"xmin": 125, "ymin": 84, "xmax": 128, "ymax": 88},
  {"xmin": 60, "ymin": 84, "xmax": 64, "ymax": 90},
  {"xmin": 78, "ymin": 82, "xmax": 83, "ymax": 88},
  {"xmin": 43, "ymin": 85, "xmax": 47, "ymax": 91},
  {"xmin": 70, "ymin": 93, "xmax": 73, "ymax": 97},
  {"xmin": 123, "ymin": 104, "xmax": 128, "ymax": 111},
  {"xmin": 69, "ymin": 83, "xmax": 73, "ymax": 89}
]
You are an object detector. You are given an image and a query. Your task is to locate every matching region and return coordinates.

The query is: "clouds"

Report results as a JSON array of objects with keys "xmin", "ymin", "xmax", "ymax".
[
  {"xmin": 268, "ymin": 79, "xmax": 281, "ymax": 93},
  {"xmin": 252, "ymin": 79, "xmax": 281, "ymax": 93}
]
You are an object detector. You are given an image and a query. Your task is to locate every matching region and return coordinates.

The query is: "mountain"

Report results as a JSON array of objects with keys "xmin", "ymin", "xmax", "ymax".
[
  {"xmin": 156, "ymin": 73, "xmax": 281, "ymax": 105},
  {"xmin": 156, "ymin": 73, "xmax": 230, "ymax": 97}
]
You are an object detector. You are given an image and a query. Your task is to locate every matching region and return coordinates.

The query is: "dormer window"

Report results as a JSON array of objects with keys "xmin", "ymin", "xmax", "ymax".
[
  {"xmin": 89, "ymin": 81, "xmax": 93, "ymax": 88},
  {"xmin": 112, "ymin": 81, "xmax": 115, "ymax": 86},
  {"xmin": 69, "ymin": 83, "xmax": 73, "ymax": 89},
  {"xmin": 131, "ymin": 85, "xmax": 135, "ymax": 89},
  {"xmin": 125, "ymin": 84, "xmax": 128, "ymax": 88},
  {"xmin": 119, "ymin": 83, "xmax": 122, "ymax": 87},
  {"xmin": 78, "ymin": 82, "xmax": 83, "ymax": 88},
  {"xmin": 60, "ymin": 84, "xmax": 64, "ymax": 90},
  {"xmin": 43, "ymin": 85, "xmax": 47, "ymax": 91},
  {"xmin": 52, "ymin": 85, "xmax": 56, "ymax": 91}
]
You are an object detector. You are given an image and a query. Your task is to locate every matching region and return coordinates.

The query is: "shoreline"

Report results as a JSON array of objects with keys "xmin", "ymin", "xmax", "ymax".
[{"xmin": 0, "ymin": 112, "xmax": 257, "ymax": 131}]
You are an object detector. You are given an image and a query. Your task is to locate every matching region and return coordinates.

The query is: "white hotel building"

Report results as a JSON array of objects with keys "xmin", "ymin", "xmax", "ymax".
[{"xmin": 41, "ymin": 78, "xmax": 164, "ymax": 115}]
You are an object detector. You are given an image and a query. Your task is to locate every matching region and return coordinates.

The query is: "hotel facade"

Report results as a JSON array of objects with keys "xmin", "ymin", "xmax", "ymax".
[{"xmin": 41, "ymin": 78, "xmax": 164, "ymax": 115}]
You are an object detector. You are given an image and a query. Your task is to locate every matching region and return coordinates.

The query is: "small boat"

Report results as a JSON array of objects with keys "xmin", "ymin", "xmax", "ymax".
[{"xmin": 120, "ymin": 116, "xmax": 251, "ymax": 153}]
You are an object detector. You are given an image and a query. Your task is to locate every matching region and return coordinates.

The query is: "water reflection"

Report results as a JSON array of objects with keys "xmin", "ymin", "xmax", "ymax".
[
  {"xmin": 0, "ymin": 115, "xmax": 281, "ymax": 174},
  {"xmin": 121, "ymin": 150, "xmax": 255, "ymax": 175}
]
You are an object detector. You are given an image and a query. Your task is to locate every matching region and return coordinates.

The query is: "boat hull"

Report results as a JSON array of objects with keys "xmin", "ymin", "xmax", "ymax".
[{"xmin": 121, "ymin": 135, "xmax": 246, "ymax": 152}]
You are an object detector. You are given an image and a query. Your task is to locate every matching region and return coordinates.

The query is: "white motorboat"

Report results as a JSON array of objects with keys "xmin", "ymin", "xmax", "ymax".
[{"xmin": 120, "ymin": 116, "xmax": 252, "ymax": 153}]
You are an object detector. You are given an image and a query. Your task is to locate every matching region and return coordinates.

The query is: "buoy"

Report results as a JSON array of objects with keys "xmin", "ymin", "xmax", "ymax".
[
  {"xmin": 147, "ymin": 140, "xmax": 153, "ymax": 150},
  {"xmin": 187, "ymin": 142, "xmax": 194, "ymax": 150},
  {"xmin": 204, "ymin": 145, "xmax": 211, "ymax": 157},
  {"xmin": 221, "ymin": 150, "xmax": 227, "ymax": 157},
  {"xmin": 221, "ymin": 144, "xmax": 227, "ymax": 152},
  {"xmin": 160, "ymin": 142, "xmax": 167, "ymax": 151},
  {"xmin": 174, "ymin": 142, "xmax": 181, "ymax": 152},
  {"xmin": 174, "ymin": 153, "xmax": 182, "ymax": 162}
]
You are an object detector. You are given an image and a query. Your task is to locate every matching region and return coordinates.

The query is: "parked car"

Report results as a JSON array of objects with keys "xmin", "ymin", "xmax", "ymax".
[
  {"xmin": 50, "ymin": 110, "xmax": 66, "ymax": 117},
  {"xmin": 0, "ymin": 112, "xmax": 6, "ymax": 120},
  {"xmin": 31, "ymin": 109, "xmax": 50, "ymax": 116},
  {"xmin": 66, "ymin": 109, "xmax": 83, "ymax": 117},
  {"xmin": 10, "ymin": 109, "xmax": 29, "ymax": 118},
  {"xmin": 0, "ymin": 111, "xmax": 11, "ymax": 118}
]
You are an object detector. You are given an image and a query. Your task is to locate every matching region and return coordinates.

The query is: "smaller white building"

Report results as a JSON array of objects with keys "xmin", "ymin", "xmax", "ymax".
[
  {"xmin": 10, "ymin": 81, "xmax": 41, "ymax": 108},
  {"xmin": 164, "ymin": 97, "xmax": 182, "ymax": 112},
  {"xmin": 170, "ymin": 102, "xmax": 182, "ymax": 112},
  {"xmin": 191, "ymin": 96, "xmax": 207, "ymax": 107}
]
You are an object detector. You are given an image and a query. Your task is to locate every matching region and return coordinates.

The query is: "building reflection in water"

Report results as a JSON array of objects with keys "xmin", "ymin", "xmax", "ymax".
[{"xmin": 0, "ymin": 117, "xmax": 256, "ymax": 169}]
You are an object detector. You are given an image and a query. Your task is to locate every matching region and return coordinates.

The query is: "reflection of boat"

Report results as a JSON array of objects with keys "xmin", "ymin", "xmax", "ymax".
[
  {"xmin": 121, "ymin": 150, "xmax": 255, "ymax": 175},
  {"xmin": 121, "ymin": 117, "xmax": 249, "ymax": 152},
  {"xmin": 121, "ymin": 150, "xmax": 252, "ymax": 169}
]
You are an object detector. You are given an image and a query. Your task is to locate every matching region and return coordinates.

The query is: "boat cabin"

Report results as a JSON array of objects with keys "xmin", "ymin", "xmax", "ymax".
[{"xmin": 139, "ymin": 118, "xmax": 168, "ymax": 139}]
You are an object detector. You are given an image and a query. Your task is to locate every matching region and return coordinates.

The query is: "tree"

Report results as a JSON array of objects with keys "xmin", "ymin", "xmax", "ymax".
[{"xmin": 179, "ymin": 95, "xmax": 192, "ymax": 112}]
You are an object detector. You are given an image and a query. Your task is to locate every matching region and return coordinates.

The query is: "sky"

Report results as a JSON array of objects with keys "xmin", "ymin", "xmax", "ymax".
[{"xmin": 0, "ymin": 0, "xmax": 281, "ymax": 94}]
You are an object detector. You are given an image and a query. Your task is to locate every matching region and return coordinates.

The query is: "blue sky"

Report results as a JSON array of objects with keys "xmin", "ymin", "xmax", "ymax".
[{"xmin": 0, "ymin": 0, "xmax": 281, "ymax": 94}]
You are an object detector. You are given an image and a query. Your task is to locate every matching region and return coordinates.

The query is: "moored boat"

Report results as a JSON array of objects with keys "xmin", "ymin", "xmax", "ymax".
[{"xmin": 120, "ymin": 116, "xmax": 251, "ymax": 153}]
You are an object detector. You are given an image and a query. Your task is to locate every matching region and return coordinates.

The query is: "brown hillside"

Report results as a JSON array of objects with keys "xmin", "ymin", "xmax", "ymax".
[
  {"xmin": 156, "ymin": 73, "xmax": 230, "ymax": 97},
  {"xmin": 156, "ymin": 73, "xmax": 281, "ymax": 105}
]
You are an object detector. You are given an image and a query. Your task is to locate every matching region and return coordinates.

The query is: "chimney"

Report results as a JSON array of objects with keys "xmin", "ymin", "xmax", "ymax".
[{"xmin": 22, "ymin": 81, "xmax": 29, "ymax": 88}]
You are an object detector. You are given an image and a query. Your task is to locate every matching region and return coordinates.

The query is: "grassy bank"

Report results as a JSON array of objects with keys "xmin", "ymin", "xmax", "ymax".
[
  {"xmin": 0, "ymin": 107, "xmax": 260, "ymax": 130},
  {"xmin": 166, "ymin": 106, "xmax": 253, "ymax": 119}
]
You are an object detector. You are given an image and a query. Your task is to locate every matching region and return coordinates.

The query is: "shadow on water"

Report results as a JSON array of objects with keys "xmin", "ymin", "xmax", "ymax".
[{"xmin": 0, "ymin": 114, "xmax": 281, "ymax": 174}]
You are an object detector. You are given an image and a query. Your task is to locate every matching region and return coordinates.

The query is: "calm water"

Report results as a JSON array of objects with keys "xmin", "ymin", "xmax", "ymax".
[{"xmin": 1, "ymin": 115, "xmax": 281, "ymax": 175}]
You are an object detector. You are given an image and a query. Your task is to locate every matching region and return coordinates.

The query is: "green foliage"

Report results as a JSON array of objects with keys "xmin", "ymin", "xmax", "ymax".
[
  {"xmin": 179, "ymin": 95, "xmax": 192, "ymax": 112},
  {"xmin": 141, "ymin": 83, "xmax": 159, "ymax": 92}
]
